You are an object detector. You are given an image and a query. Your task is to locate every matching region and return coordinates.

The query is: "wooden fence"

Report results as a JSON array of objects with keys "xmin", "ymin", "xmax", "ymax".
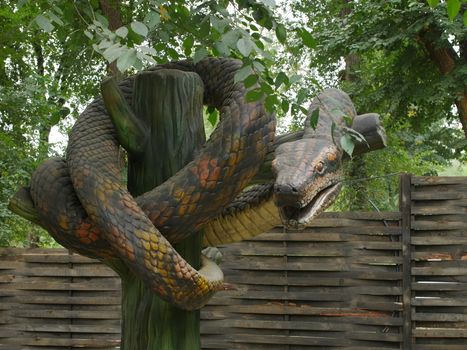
[{"xmin": 0, "ymin": 175, "xmax": 465, "ymax": 349}]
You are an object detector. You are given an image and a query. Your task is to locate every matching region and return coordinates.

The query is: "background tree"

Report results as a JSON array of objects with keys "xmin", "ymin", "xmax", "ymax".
[
  {"xmin": 286, "ymin": 0, "xmax": 466, "ymax": 210},
  {"xmin": 0, "ymin": 0, "xmax": 105, "ymax": 246}
]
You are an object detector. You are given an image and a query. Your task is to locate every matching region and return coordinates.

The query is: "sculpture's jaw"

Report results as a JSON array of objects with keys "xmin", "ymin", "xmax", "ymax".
[{"xmin": 278, "ymin": 182, "xmax": 342, "ymax": 230}]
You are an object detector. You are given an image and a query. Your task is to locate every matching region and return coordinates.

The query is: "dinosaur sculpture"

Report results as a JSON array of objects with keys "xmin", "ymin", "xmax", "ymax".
[{"xmin": 9, "ymin": 58, "xmax": 386, "ymax": 311}]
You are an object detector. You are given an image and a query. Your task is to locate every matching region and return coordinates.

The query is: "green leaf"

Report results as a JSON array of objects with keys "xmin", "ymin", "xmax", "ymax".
[
  {"xmin": 95, "ymin": 14, "xmax": 109, "ymax": 28},
  {"xmin": 447, "ymin": 0, "xmax": 461, "ymax": 20},
  {"xmin": 281, "ymin": 99, "xmax": 289, "ymax": 113},
  {"xmin": 222, "ymin": 30, "xmax": 240, "ymax": 48},
  {"xmin": 426, "ymin": 0, "xmax": 439, "ymax": 7},
  {"xmin": 275, "ymin": 72, "xmax": 289, "ymax": 88},
  {"xmin": 116, "ymin": 26, "xmax": 128, "ymax": 38},
  {"xmin": 59, "ymin": 107, "xmax": 70, "ymax": 118},
  {"xmin": 343, "ymin": 127, "xmax": 369, "ymax": 147},
  {"xmin": 340, "ymin": 134, "xmax": 355, "ymax": 158},
  {"xmin": 183, "ymin": 36, "xmax": 194, "ymax": 50},
  {"xmin": 137, "ymin": 51, "xmax": 156, "ymax": 64},
  {"xmin": 275, "ymin": 23, "xmax": 287, "ymax": 43},
  {"xmin": 18, "ymin": 0, "xmax": 28, "ymax": 9},
  {"xmin": 296, "ymin": 88, "xmax": 308, "ymax": 104},
  {"xmin": 260, "ymin": 0, "xmax": 276, "ymax": 7},
  {"xmin": 139, "ymin": 46, "xmax": 157, "ymax": 56},
  {"xmin": 299, "ymin": 29, "xmax": 316, "ymax": 49},
  {"xmin": 116, "ymin": 48, "xmax": 137, "ymax": 72},
  {"xmin": 237, "ymin": 37, "xmax": 254, "ymax": 57},
  {"xmin": 102, "ymin": 44, "xmax": 124, "ymax": 63},
  {"xmin": 213, "ymin": 41, "xmax": 229, "ymax": 56},
  {"xmin": 193, "ymin": 47, "xmax": 208, "ymax": 64},
  {"xmin": 244, "ymin": 74, "xmax": 258, "ymax": 88},
  {"xmin": 199, "ymin": 17, "xmax": 211, "ymax": 37},
  {"xmin": 265, "ymin": 94, "xmax": 278, "ymax": 113},
  {"xmin": 246, "ymin": 89, "xmax": 263, "ymax": 102},
  {"xmin": 464, "ymin": 11, "xmax": 467, "ymax": 26},
  {"xmin": 260, "ymin": 82, "xmax": 274, "ymax": 94},
  {"xmin": 211, "ymin": 16, "xmax": 228, "ymax": 33},
  {"xmin": 145, "ymin": 11, "xmax": 160, "ymax": 29},
  {"xmin": 35, "ymin": 15, "xmax": 54, "ymax": 32},
  {"xmin": 48, "ymin": 12, "xmax": 64, "ymax": 26},
  {"xmin": 98, "ymin": 40, "xmax": 112, "ymax": 50},
  {"xmin": 234, "ymin": 65, "xmax": 254, "ymax": 83},
  {"xmin": 131, "ymin": 21, "xmax": 148, "ymax": 37},
  {"xmin": 289, "ymin": 74, "xmax": 302, "ymax": 84},
  {"xmin": 208, "ymin": 109, "xmax": 218, "ymax": 127},
  {"xmin": 309, "ymin": 107, "xmax": 319, "ymax": 129},
  {"xmin": 252, "ymin": 60, "xmax": 265, "ymax": 72}
]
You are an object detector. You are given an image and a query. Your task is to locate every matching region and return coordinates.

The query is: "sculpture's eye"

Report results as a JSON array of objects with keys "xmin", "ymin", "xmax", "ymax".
[
  {"xmin": 315, "ymin": 161, "xmax": 324, "ymax": 173},
  {"xmin": 327, "ymin": 152, "xmax": 337, "ymax": 162}
]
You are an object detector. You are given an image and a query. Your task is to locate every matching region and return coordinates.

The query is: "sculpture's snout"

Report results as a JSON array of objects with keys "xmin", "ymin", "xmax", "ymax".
[{"xmin": 274, "ymin": 183, "xmax": 301, "ymax": 207}]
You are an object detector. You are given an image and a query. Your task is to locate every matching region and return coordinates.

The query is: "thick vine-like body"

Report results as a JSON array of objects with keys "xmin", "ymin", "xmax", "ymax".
[{"xmin": 32, "ymin": 58, "xmax": 275, "ymax": 310}]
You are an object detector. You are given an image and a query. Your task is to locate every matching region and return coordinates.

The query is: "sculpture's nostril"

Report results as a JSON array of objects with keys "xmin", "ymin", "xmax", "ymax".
[{"xmin": 275, "ymin": 184, "xmax": 298, "ymax": 194}]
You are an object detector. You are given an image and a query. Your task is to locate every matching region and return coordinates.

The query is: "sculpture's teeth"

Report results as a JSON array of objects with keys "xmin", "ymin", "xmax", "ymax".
[{"xmin": 280, "ymin": 183, "xmax": 342, "ymax": 229}]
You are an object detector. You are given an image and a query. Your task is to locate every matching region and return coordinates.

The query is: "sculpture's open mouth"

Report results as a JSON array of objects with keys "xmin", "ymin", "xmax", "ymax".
[{"xmin": 279, "ymin": 182, "xmax": 342, "ymax": 230}]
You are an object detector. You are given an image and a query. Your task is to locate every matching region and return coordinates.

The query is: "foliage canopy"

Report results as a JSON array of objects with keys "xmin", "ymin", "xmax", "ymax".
[{"xmin": 1, "ymin": 0, "xmax": 466, "ymax": 245}]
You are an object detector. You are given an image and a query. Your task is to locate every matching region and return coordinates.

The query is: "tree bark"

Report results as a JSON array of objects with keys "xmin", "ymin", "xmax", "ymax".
[
  {"xmin": 338, "ymin": 0, "xmax": 368, "ymax": 210},
  {"xmin": 113, "ymin": 69, "xmax": 205, "ymax": 350},
  {"xmin": 418, "ymin": 26, "xmax": 467, "ymax": 138},
  {"xmin": 99, "ymin": 0, "xmax": 123, "ymax": 77}
]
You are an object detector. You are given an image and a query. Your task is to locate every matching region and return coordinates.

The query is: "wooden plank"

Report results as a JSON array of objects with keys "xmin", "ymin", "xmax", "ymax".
[
  {"xmin": 22, "ymin": 254, "xmax": 100, "ymax": 264},
  {"xmin": 231, "ymin": 291, "xmax": 349, "ymax": 301},
  {"xmin": 412, "ymin": 267, "xmax": 467, "ymax": 276},
  {"xmin": 12, "ymin": 266, "xmax": 118, "ymax": 277},
  {"xmin": 12, "ymin": 309, "xmax": 120, "ymax": 319},
  {"xmin": 411, "ymin": 220, "xmax": 467, "ymax": 231},
  {"xmin": 411, "ymin": 206, "xmax": 467, "ymax": 215},
  {"xmin": 17, "ymin": 337, "xmax": 120, "ymax": 348},
  {"xmin": 412, "ymin": 328, "xmax": 467, "ymax": 338},
  {"xmin": 0, "ymin": 248, "xmax": 68, "ymax": 256},
  {"xmin": 411, "ymin": 177, "xmax": 467, "ymax": 186},
  {"xmin": 413, "ymin": 345, "xmax": 467, "ymax": 350},
  {"xmin": 16, "ymin": 295, "xmax": 121, "ymax": 305},
  {"xmin": 411, "ymin": 191, "xmax": 467, "ymax": 201},
  {"xmin": 9, "ymin": 324, "xmax": 120, "ymax": 334},
  {"xmin": 226, "ymin": 333, "xmax": 351, "ymax": 346},
  {"xmin": 11, "ymin": 280, "xmax": 121, "ymax": 292},
  {"xmin": 412, "ymin": 312, "xmax": 467, "ymax": 322},
  {"xmin": 229, "ymin": 303, "xmax": 399, "ymax": 319},
  {"xmin": 412, "ymin": 298, "xmax": 467, "ymax": 307},
  {"xmin": 412, "ymin": 282, "xmax": 467, "ymax": 291},
  {"xmin": 412, "ymin": 251, "xmax": 467, "ymax": 261},
  {"xmin": 411, "ymin": 236, "xmax": 467, "ymax": 245}
]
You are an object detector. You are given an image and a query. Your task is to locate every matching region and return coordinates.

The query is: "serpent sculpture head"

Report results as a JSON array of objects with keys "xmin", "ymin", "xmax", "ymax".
[
  {"xmin": 271, "ymin": 88, "xmax": 361, "ymax": 230},
  {"xmin": 272, "ymin": 138, "xmax": 343, "ymax": 229}
]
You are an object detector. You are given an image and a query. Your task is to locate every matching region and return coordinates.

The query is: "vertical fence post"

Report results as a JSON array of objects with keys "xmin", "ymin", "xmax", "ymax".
[{"xmin": 399, "ymin": 173, "xmax": 412, "ymax": 349}]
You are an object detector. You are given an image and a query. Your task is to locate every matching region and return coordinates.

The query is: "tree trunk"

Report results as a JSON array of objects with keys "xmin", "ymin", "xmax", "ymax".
[
  {"xmin": 99, "ymin": 0, "xmax": 123, "ymax": 77},
  {"xmin": 118, "ymin": 69, "xmax": 206, "ymax": 349},
  {"xmin": 418, "ymin": 27, "xmax": 467, "ymax": 137},
  {"xmin": 339, "ymin": 0, "xmax": 368, "ymax": 210}
]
